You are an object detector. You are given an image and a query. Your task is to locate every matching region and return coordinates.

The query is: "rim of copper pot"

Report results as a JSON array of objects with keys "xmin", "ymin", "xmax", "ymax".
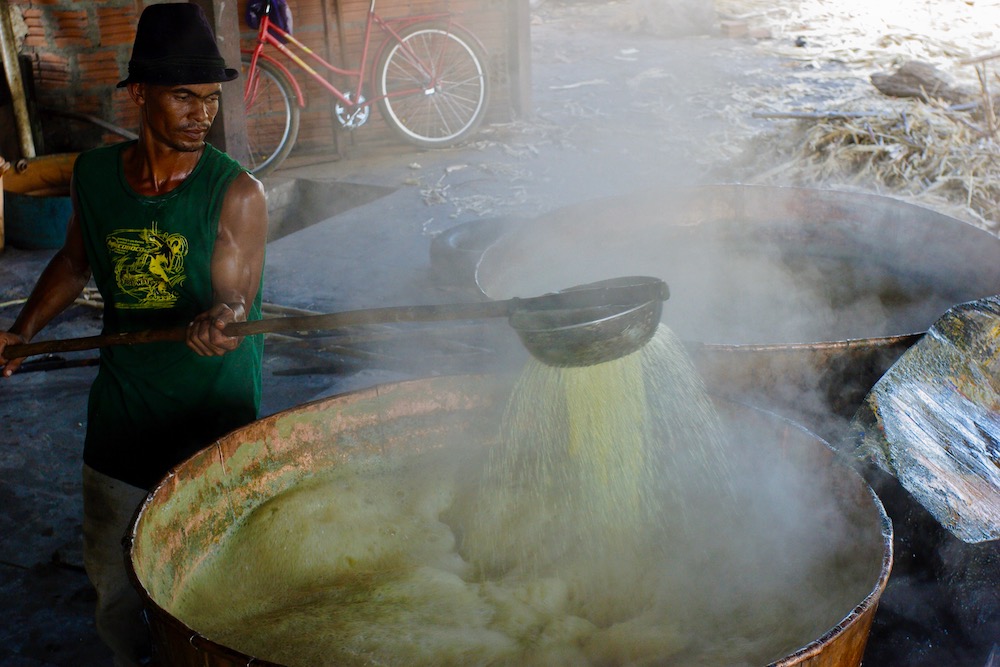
[
  {"xmin": 769, "ymin": 478, "xmax": 894, "ymax": 666},
  {"xmin": 123, "ymin": 488, "xmax": 286, "ymax": 667}
]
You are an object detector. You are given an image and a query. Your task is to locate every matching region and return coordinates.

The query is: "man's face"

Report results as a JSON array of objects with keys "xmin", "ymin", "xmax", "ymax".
[{"xmin": 131, "ymin": 82, "xmax": 222, "ymax": 152}]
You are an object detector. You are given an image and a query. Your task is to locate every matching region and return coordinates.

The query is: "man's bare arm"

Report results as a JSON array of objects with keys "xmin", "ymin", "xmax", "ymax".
[{"xmin": 186, "ymin": 171, "xmax": 268, "ymax": 356}]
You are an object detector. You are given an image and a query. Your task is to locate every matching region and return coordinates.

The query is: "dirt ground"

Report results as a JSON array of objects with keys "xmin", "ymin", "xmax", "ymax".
[{"xmin": 1, "ymin": 0, "xmax": 998, "ymax": 665}]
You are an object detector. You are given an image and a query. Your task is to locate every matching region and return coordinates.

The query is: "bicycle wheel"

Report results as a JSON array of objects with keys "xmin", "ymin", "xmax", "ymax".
[
  {"xmin": 375, "ymin": 22, "xmax": 490, "ymax": 149},
  {"xmin": 241, "ymin": 55, "xmax": 301, "ymax": 177}
]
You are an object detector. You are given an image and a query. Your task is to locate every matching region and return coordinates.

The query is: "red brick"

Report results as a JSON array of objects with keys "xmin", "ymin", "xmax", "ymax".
[
  {"xmin": 78, "ymin": 50, "xmax": 125, "ymax": 83},
  {"xmin": 33, "ymin": 52, "xmax": 72, "ymax": 87},
  {"xmin": 71, "ymin": 92, "xmax": 106, "ymax": 117},
  {"xmin": 97, "ymin": 7, "xmax": 138, "ymax": 47},
  {"xmin": 23, "ymin": 35, "xmax": 49, "ymax": 48},
  {"xmin": 50, "ymin": 9, "xmax": 92, "ymax": 48},
  {"xmin": 112, "ymin": 104, "xmax": 139, "ymax": 132}
]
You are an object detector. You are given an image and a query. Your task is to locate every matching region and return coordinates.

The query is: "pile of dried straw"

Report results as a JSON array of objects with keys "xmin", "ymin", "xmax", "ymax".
[
  {"xmin": 737, "ymin": 98, "xmax": 1000, "ymax": 231},
  {"xmin": 715, "ymin": 0, "xmax": 1000, "ymax": 231}
]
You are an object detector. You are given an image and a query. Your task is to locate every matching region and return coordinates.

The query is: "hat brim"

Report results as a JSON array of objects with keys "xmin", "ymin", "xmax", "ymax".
[{"xmin": 116, "ymin": 67, "xmax": 240, "ymax": 89}]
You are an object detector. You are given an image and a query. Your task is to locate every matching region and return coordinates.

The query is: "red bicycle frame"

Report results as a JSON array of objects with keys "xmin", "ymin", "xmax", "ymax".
[{"xmin": 242, "ymin": 1, "xmax": 459, "ymax": 112}]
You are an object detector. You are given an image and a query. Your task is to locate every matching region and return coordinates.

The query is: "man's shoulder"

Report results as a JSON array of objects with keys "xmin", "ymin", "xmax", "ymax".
[
  {"xmin": 203, "ymin": 143, "xmax": 249, "ymax": 175},
  {"xmin": 75, "ymin": 141, "xmax": 130, "ymax": 172},
  {"xmin": 195, "ymin": 144, "xmax": 253, "ymax": 201}
]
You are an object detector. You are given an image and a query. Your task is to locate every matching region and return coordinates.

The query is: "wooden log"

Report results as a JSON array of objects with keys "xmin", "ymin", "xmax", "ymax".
[
  {"xmin": 870, "ymin": 60, "xmax": 974, "ymax": 105},
  {"xmin": 752, "ymin": 110, "xmax": 888, "ymax": 120}
]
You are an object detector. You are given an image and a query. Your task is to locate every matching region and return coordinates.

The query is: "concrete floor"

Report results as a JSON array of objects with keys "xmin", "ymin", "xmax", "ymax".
[{"xmin": 1, "ymin": 2, "xmax": 997, "ymax": 665}]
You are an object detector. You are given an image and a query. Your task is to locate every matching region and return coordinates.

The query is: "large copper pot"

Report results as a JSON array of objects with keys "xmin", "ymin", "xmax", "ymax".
[
  {"xmin": 126, "ymin": 374, "xmax": 892, "ymax": 667},
  {"xmin": 473, "ymin": 185, "xmax": 1000, "ymax": 438}
]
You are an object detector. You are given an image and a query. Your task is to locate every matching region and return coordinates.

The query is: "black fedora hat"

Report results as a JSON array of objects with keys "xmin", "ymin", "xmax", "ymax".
[{"xmin": 117, "ymin": 3, "xmax": 239, "ymax": 88}]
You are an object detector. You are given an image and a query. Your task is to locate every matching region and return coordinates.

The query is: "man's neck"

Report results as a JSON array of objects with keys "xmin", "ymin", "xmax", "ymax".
[{"xmin": 122, "ymin": 139, "xmax": 205, "ymax": 196}]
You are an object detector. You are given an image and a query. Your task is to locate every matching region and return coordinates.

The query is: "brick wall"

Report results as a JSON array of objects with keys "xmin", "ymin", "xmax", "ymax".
[
  {"xmin": 7, "ymin": 0, "xmax": 141, "ymax": 151},
  {"xmin": 4, "ymin": 0, "xmax": 523, "ymax": 160}
]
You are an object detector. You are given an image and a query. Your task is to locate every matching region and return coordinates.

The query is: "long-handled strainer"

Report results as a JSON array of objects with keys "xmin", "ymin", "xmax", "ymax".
[{"xmin": 4, "ymin": 276, "xmax": 669, "ymax": 369}]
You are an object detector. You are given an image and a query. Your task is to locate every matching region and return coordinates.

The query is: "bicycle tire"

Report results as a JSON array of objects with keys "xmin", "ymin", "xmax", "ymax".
[
  {"xmin": 241, "ymin": 55, "xmax": 301, "ymax": 177},
  {"xmin": 375, "ymin": 22, "xmax": 490, "ymax": 149}
]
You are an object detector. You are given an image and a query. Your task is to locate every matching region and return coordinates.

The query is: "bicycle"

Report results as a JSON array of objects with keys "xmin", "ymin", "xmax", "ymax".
[{"xmin": 241, "ymin": 0, "xmax": 492, "ymax": 176}]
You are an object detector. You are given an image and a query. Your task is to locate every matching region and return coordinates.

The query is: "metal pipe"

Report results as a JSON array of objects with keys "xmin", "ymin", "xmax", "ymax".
[{"xmin": 40, "ymin": 107, "xmax": 138, "ymax": 140}]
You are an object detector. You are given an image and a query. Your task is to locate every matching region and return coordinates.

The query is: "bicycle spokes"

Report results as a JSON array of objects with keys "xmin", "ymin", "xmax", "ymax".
[{"xmin": 376, "ymin": 24, "xmax": 489, "ymax": 147}]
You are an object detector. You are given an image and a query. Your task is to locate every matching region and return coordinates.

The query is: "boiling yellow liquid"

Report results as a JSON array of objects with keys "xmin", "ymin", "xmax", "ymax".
[
  {"xmin": 459, "ymin": 326, "xmax": 733, "ymax": 602},
  {"xmin": 170, "ymin": 326, "xmax": 866, "ymax": 666}
]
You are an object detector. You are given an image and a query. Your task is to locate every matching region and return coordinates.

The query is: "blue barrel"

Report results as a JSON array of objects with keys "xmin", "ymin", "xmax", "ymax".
[
  {"xmin": 5, "ymin": 190, "xmax": 73, "ymax": 249},
  {"xmin": 2, "ymin": 153, "xmax": 77, "ymax": 250}
]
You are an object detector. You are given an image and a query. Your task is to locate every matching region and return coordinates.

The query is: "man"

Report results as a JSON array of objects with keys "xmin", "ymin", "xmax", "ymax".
[{"xmin": 0, "ymin": 4, "xmax": 268, "ymax": 665}]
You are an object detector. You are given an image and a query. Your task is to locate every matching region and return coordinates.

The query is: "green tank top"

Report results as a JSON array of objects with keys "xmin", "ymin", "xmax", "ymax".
[{"xmin": 75, "ymin": 141, "xmax": 263, "ymax": 489}]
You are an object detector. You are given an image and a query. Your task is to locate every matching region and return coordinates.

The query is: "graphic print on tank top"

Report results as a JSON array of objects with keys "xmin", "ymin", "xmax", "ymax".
[{"xmin": 106, "ymin": 220, "xmax": 190, "ymax": 310}]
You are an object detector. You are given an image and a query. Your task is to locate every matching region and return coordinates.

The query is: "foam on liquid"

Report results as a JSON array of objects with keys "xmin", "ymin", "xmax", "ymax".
[{"xmin": 171, "ymin": 326, "xmax": 872, "ymax": 666}]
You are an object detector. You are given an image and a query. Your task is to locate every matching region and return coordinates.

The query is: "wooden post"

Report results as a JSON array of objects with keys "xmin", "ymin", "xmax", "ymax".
[
  {"xmin": 0, "ymin": 0, "xmax": 35, "ymax": 160},
  {"xmin": 190, "ymin": 0, "xmax": 250, "ymax": 166},
  {"xmin": 321, "ymin": 0, "xmax": 345, "ymax": 156},
  {"xmin": 507, "ymin": 0, "xmax": 532, "ymax": 117}
]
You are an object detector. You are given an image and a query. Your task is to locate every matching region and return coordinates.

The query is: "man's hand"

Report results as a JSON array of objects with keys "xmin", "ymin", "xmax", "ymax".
[
  {"xmin": 0, "ymin": 331, "xmax": 27, "ymax": 378},
  {"xmin": 186, "ymin": 302, "xmax": 244, "ymax": 356}
]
